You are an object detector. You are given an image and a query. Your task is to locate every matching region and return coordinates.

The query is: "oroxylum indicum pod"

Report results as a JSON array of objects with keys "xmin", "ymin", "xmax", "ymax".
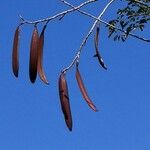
[
  {"xmin": 12, "ymin": 26, "xmax": 20, "ymax": 77},
  {"xmin": 94, "ymin": 26, "xmax": 107, "ymax": 70},
  {"xmin": 29, "ymin": 25, "xmax": 39, "ymax": 83},
  {"xmin": 37, "ymin": 25, "xmax": 49, "ymax": 84},
  {"xmin": 58, "ymin": 73, "xmax": 72, "ymax": 131},
  {"xmin": 76, "ymin": 64, "xmax": 98, "ymax": 112}
]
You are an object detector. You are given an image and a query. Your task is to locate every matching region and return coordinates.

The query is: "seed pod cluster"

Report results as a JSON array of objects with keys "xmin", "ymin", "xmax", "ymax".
[
  {"xmin": 58, "ymin": 73, "xmax": 72, "ymax": 131},
  {"xmin": 58, "ymin": 65, "xmax": 98, "ymax": 131},
  {"xmin": 12, "ymin": 23, "xmax": 101, "ymax": 131},
  {"xmin": 12, "ymin": 25, "xmax": 49, "ymax": 84},
  {"xmin": 94, "ymin": 26, "xmax": 107, "ymax": 70}
]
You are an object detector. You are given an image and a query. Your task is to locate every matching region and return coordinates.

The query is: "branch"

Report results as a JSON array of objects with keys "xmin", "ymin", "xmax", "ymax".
[
  {"xmin": 18, "ymin": 0, "xmax": 150, "ymax": 75},
  {"xmin": 133, "ymin": 0, "xmax": 150, "ymax": 7},
  {"xmin": 19, "ymin": 0, "xmax": 97, "ymax": 25},
  {"xmin": 62, "ymin": 0, "xmax": 150, "ymax": 42},
  {"xmin": 62, "ymin": 0, "xmax": 115, "ymax": 73}
]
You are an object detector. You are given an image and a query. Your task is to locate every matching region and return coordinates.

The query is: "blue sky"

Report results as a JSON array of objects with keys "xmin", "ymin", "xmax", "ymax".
[{"xmin": 0, "ymin": 0, "xmax": 150, "ymax": 150}]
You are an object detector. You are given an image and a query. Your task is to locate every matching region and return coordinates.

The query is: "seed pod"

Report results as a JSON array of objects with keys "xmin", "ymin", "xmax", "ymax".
[
  {"xmin": 76, "ymin": 66, "xmax": 98, "ymax": 112},
  {"xmin": 29, "ymin": 26, "xmax": 39, "ymax": 83},
  {"xmin": 12, "ymin": 26, "xmax": 20, "ymax": 77},
  {"xmin": 58, "ymin": 73, "xmax": 72, "ymax": 131},
  {"xmin": 37, "ymin": 25, "xmax": 49, "ymax": 84},
  {"xmin": 94, "ymin": 26, "xmax": 107, "ymax": 70}
]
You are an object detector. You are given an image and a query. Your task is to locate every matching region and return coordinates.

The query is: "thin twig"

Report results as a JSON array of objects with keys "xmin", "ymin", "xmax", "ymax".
[
  {"xmin": 62, "ymin": 0, "xmax": 116, "ymax": 73},
  {"xmin": 134, "ymin": 0, "xmax": 150, "ymax": 7},
  {"xmin": 62, "ymin": 0, "xmax": 150, "ymax": 42},
  {"xmin": 19, "ymin": 0, "xmax": 97, "ymax": 25},
  {"xmin": 61, "ymin": 0, "xmax": 99, "ymax": 20}
]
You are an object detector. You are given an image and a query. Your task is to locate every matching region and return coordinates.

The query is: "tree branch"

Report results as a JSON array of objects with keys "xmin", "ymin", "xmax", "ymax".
[
  {"xmin": 62, "ymin": 0, "xmax": 116, "ymax": 73},
  {"xmin": 19, "ymin": 0, "xmax": 97, "ymax": 25},
  {"xmin": 18, "ymin": 0, "xmax": 150, "ymax": 75},
  {"xmin": 62, "ymin": 0, "xmax": 150, "ymax": 43}
]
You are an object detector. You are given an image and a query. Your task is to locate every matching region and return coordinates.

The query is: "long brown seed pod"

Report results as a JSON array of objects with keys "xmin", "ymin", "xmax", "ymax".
[
  {"xmin": 58, "ymin": 73, "xmax": 72, "ymax": 131},
  {"xmin": 94, "ymin": 26, "xmax": 107, "ymax": 70},
  {"xmin": 29, "ymin": 26, "xmax": 39, "ymax": 83},
  {"xmin": 76, "ymin": 66, "xmax": 98, "ymax": 112},
  {"xmin": 37, "ymin": 25, "xmax": 49, "ymax": 84},
  {"xmin": 12, "ymin": 26, "xmax": 20, "ymax": 77}
]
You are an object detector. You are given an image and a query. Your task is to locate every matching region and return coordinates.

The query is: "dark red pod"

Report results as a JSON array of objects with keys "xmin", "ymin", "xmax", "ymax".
[
  {"xmin": 76, "ymin": 66, "xmax": 98, "ymax": 112},
  {"xmin": 29, "ymin": 26, "xmax": 39, "ymax": 83},
  {"xmin": 12, "ymin": 26, "xmax": 20, "ymax": 77},
  {"xmin": 58, "ymin": 73, "xmax": 72, "ymax": 131},
  {"xmin": 94, "ymin": 26, "xmax": 107, "ymax": 70},
  {"xmin": 37, "ymin": 25, "xmax": 49, "ymax": 84}
]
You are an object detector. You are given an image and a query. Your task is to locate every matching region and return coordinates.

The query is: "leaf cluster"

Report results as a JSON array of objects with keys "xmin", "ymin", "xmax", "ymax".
[{"xmin": 107, "ymin": 0, "xmax": 150, "ymax": 41}]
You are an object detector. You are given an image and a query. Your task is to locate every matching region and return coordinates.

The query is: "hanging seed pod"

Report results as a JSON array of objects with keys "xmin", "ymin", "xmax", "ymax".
[
  {"xmin": 58, "ymin": 73, "xmax": 72, "ymax": 131},
  {"xmin": 94, "ymin": 26, "xmax": 107, "ymax": 70},
  {"xmin": 29, "ymin": 26, "xmax": 39, "ymax": 83},
  {"xmin": 12, "ymin": 26, "xmax": 20, "ymax": 77},
  {"xmin": 76, "ymin": 65, "xmax": 98, "ymax": 112},
  {"xmin": 37, "ymin": 25, "xmax": 49, "ymax": 84}
]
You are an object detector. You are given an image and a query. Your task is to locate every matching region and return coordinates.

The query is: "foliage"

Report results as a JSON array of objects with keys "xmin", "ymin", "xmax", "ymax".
[{"xmin": 107, "ymin": 0, "xmax": 150, "ymax": 41}]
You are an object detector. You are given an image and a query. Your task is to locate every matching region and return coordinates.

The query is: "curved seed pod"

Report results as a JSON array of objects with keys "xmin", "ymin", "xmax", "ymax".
[
  {"xmin": 94, "ymin": 26, "xmax": 107, "ymax": 70},
  {"xmin": 12, "ymin": 26, "xmax": 20, "ymax": 77},
  {"xmin": 58, "ymin": 73, "xmax": 72, "ymax": 131},
  {"xmin": 76, "ymin": 66, "xmax": 98, "ymax": 112},
  {"xmin": 37, "ymin": 25, "xmax": 49, "ymax": 84},
  {"xmin": 29, "ymin": 26, "xmax": 39, "ymax": 83}
]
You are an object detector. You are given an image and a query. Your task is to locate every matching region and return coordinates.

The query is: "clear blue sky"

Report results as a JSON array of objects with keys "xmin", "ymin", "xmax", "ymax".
[{"xmin": 0, "ymin": 0, "xmax": 150, "ymax": 150}]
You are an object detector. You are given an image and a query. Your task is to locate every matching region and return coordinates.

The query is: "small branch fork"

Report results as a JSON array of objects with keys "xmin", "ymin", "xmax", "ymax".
[
  {"xmin": 18, "ymin": 0, "xmax": 150, "ymax": 74},
  {"xmin": 62, "ymin": 0, "xmax": 116, "ymax": 73}
]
